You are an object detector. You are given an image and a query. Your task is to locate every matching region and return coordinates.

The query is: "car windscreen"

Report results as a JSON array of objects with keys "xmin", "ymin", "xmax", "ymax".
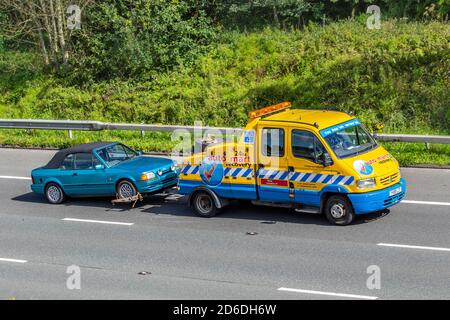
[
  {"xmin": 96, "ymin": 144, "xmax": 138, "ymax": 167},
  {"xmin": 320, "ymin": 119, "xmax": 378, "ymax": 159}
]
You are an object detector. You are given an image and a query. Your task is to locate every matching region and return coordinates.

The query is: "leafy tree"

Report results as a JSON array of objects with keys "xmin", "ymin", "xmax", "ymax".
[
  {"xmin": 0, "ymin": 0, "xmax": 92, "ymax": 70},
  {"xmin": 68, "ymin": 0, "xmax": 217, "ymax": 81}
]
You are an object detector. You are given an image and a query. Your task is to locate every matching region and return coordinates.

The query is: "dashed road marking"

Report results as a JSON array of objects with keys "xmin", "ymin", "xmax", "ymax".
[
  {"xmin": 401, "ymin": 200, "xmax": 450, "ymax": 206},
  {"xmin": 0, "ymin": 258, "xmax": 28, "ymax": 264},
  {"xmin": 278, "ymin": 287, "xmax": 378, "ymax": 300},
  {"xmin": 377, "ymin": 243, "xmax": 450, "ymax": 252},
  {"xmin": 0, "ymin": 175, "xmax": 31, "ymax": 180},
  {"xmin": 62, "ymin": 218, "xmax": 134, "ymax": 226}
]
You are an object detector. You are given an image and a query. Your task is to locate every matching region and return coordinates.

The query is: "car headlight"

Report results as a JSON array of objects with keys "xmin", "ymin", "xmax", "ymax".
[
  {"xmin": 140, "ymin": 172, "xmax": 156, "ymax": 181},
  {"xmin": 171, "ymin": 162, "xmax": 181, "ymax": 172},
  {"xmin": 356, "ymin": 178, "xmax": 376, "ymax": 189}
]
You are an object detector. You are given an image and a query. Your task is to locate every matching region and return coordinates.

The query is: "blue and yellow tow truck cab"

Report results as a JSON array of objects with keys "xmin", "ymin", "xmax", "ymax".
[{"xmin": 178, "ymin": 102, "xmax": 406, "ymax": 225}]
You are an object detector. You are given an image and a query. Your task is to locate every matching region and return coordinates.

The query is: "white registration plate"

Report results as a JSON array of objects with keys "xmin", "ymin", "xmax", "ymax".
[{"xmin": 389, "ymin": 187, "xmax": 402, "ymax": 196}]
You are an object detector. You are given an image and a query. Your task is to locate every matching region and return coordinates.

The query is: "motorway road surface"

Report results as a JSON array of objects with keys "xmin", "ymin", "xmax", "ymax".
[{"xmin": 0, "ymin": 148, "xmax": 449, "ymax": 300}]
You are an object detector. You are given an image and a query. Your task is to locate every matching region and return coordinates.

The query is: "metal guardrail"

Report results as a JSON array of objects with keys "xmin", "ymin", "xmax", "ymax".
[
  {"xmin": 375, "ymin": 133, "xmax": 450, "ymax": 144},
  {"xmin": 0, "ymin": 119, "xmax": 449, "ymax": 144},
  {"xmin": 0, "ymin": 119, "xmax": 243, "ymax": 135}
]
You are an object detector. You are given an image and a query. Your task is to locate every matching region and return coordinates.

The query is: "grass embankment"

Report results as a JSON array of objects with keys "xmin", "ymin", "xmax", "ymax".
[{"xmin": 0, "ymin": 20, "xmax": 449, "ymax": 165}]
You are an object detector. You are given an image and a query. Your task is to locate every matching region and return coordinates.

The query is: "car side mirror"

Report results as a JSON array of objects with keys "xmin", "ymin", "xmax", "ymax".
[
  {"xmin": 372, "ymin": 133, "xmax": 379, "ymax": 141},
  {"xmin": 95, "ymin": 164, "xmax": 105, "ymax": 170},
  {"xmin": 137, "ymin": 150, "xmax": 143, "ymax": 156},
  {"xmin": 317, "ymin": 153, "xmax": 333, "ymax": 167}
]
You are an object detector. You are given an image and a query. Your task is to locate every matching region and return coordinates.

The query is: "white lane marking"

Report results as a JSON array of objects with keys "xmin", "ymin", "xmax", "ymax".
[
  {"xmin": 0, "ymin": 258, "xmax": 28, "ymax": 264},
  {"xmin": 378, "ymin": 243, "xmax": 450, "ymax": 252},
  {"xmin": 401, "ymin": 200, "xmax": 450, "ymax": 206},
  {"xmin": 0, "ymin": 175, "xmax": 31, "ymax": 180},
  {"xmin": 62, "ymin": 218, "xmax": 134, "ymax": 226},
  {"xmin": 278, "ymin": 287, "xmax": 378, "ymax": 300}
]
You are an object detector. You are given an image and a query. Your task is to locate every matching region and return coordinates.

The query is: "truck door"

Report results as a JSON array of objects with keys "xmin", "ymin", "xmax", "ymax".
[
  {"xmin": 226, "ymin": 141, "xmax": 258, "ymax": 200},
  {"xmin": 256, "ymin": 126, "xmax": 291, "ymax": 203},
  {"xmin": 288, "ymin": 129, "xmax": 339, "ymax": 207}
]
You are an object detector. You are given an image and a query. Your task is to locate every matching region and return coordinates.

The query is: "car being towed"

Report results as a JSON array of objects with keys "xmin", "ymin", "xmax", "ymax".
[{"xmin": 31, "ymin": 142, "xmax": 179, "ymax": 204}]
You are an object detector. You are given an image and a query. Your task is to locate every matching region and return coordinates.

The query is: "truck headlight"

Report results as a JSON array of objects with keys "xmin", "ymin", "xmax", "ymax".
[
  {"xmin": 356, "ymin": 178, "xmax": 376, "ymax": 189},
  {"xmin": 140, "ymin": 172, "xmax": 156, "ymax": 181}
]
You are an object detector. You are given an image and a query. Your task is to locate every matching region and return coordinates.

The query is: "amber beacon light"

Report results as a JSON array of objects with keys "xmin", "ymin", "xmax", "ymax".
[{"xmin": 248, "ymin": 102, "xmax": 292, "ymax": 119}]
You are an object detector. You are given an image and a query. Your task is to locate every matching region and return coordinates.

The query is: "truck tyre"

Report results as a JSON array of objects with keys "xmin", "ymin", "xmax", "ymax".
[
  {"xmin": 45, "ymin": 182, "xmax": 66, "ymax": 204},
  {"xmin": 117, "ymin": 180, "xmax": 137, "ymax": 199},
  {"xmin": 192, "ymin": 191, "xmax": 218, "ymax": 217},
  {"xmin": 324, "ymin": 195, "xmax": 355, "ymax": 226}
]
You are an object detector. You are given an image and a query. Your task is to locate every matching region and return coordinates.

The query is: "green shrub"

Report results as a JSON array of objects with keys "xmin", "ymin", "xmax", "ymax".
[{"xmin": 1, "ymin": 20, "xmax": 449, "ymax": 134}]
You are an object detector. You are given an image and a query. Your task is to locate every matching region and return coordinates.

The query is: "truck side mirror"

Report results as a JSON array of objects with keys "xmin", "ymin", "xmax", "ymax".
[{"xmin": 318, "ymin": 153, "xmax": 333, "ymax": 167}]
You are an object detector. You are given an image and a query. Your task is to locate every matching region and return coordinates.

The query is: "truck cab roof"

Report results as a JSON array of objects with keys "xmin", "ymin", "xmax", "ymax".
[{"xmin": 260, "ymin": 109, "xmax": 354, "ymax": 130}]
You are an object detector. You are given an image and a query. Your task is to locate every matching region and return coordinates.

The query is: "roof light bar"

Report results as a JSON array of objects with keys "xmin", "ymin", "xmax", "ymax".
[{"xmin": 248, "ymin": 102, "xmax": 292, "ymax": 119}]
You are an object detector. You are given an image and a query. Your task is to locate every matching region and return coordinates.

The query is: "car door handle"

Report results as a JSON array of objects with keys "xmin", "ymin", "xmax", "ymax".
[
  {"xmin": 288, "ymin": 166, "xmax": 294, "ymax": 172},
  {"xmin": 72, "ymin": 173, "xmax": 78, "ymax": 176}
]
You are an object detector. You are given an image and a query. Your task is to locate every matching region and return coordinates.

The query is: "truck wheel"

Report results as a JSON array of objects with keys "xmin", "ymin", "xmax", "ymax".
[
  {"xmin": 192, "ymin": 191, "xmax": 218, "ymax": 217},
  {"xmin": 117, "ymin": 180, "xmax": 137, "ymax": 199},
  {"xmin": 45, "ymin": 182, "xmax": 66, "ymax": 204},
  {"xmin": 324, "ymin": 195, "xmax": 355, "ymax": 226}
]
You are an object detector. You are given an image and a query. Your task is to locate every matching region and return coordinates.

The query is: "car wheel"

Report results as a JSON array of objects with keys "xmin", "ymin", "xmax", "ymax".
[
  {"xmin": 192, "ymin": 191, "xmax": 218, "ymax": 218},
  {"xmin": 117, "ymin": 180, "xmax": 137, "ymax": 199},
  {"xmin": 324, "ymin": 195, "xmax": 355, "ymax": 226},
  {"xmin": 45, "ymin": 183, "xmax": 66, "ymax": 204}
]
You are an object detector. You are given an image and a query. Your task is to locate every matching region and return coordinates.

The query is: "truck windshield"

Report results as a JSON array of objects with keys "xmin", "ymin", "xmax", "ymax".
[{"xmin": 321, "ymin": 121, "xmax": 377, "ymax": 159}]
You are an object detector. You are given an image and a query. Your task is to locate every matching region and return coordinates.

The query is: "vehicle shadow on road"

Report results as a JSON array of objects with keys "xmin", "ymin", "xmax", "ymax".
[
  {"xmin": 11, "ymin": 192, "xmax": 185, "ymax": 213},
  {"xmin": 12, "ymin": 192, "xmax": 115, "ymax": 209},
  {"xmin": 139, "ymin": 200, "xmax": 391, "ymax": 226},
  {"xmin": 12, "ymin": 192, "xmax": 390, "ymax": 225}
]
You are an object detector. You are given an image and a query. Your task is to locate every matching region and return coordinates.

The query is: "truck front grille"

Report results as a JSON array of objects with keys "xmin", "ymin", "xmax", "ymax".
[{"xmin": 379, "ymin": 172, "xmax": 400, "ymax": 187}]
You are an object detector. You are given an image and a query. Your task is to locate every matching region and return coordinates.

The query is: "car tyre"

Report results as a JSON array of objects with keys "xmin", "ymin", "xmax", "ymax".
[
  {"xmin": 324, "ymin": 195, "xmax": 355, "ymax": 226},
  {"xmin": 45, "ymin": 182, "xmax": 66, "ymax": 204},
  {"xmin": 117, "ymin": 180, "xmax": 138, "ymax": 199},
  {"xmin": 192, "ymin": 191, "xmax": 219, "ymax": 217}
]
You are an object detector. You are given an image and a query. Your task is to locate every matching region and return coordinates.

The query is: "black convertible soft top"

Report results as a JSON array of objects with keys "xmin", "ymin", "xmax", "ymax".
[{"xmin": 43, "ymin": 142, "xmax": 115, "ymax": 169}]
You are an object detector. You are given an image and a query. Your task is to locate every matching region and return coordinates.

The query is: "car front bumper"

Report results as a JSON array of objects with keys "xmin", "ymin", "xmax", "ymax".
[
  {"xmin": 347, "ymin": 178, "xmax": 406, "ymax": 214},
  {"xmin": 136, "ymin": 172, "xmax": 178, "ymax": 194}
]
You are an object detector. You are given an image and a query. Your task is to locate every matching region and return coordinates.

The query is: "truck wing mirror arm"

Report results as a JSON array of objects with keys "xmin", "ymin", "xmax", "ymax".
[{"xmin": 318, "ymin": 153, "xmax": 333, "ymax": 167}]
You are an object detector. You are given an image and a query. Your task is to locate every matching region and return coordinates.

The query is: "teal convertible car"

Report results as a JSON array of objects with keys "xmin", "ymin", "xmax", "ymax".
[{"xmin": 31, "ymin": 142, "xmax": 179, "ymax": 204}]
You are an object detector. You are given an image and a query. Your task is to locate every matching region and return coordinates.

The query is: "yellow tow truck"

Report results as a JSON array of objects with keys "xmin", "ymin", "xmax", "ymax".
[{"xmin": 178, "ymin": 102, "xmax": 406, "ymax": 225}]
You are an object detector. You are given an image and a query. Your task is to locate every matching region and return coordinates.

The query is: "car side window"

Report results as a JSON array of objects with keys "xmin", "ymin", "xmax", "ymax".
[
  {"xmin": 292, "ymin": 130, "xmax": 326, "ymax": 162},
  {"xmin": 262, "ymin": 128, "xmax": 284, "ymax": 157},
  {"xmin": 61, "ymin": 154, "xmax": 74, "ymax": 170},
  {"xmin": 73, "ymin": 153, "xmax": 95, "ymax": 170}
]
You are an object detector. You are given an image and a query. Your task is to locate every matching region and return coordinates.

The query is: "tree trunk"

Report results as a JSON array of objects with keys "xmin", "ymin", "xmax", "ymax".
[
  {"xmin": 55, "ymin": 0, "xmax": 68, "ymax": 66},
  {"xmin": 36, "ymin": 24, "xmax": 50, "ymax": 65},
  {"xmin": 49, "ymin": 0, "xmax": 60, "ymax": 69},
  {"xmin": 39, "ymin": 0, "xmax": 57, "ymax": 65},
  {"xmin": 29, "ymin": 1, "xmax": 50, "ymax": 66},
  {"xmin": 272, "ymin": 5, "xmax": 280, "ymax": 27}
]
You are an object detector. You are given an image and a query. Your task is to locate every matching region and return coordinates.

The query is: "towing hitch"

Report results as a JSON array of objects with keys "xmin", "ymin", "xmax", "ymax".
[{"xmin": 111, "ymin": 193, "xmax": 144, "ymax": 208}]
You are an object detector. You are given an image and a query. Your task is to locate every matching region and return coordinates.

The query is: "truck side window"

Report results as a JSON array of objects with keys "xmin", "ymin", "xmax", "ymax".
[
  {"xmin": 262, "ymin": 128, "xmax": 284, "ymax": 157},
  {"xmin": 292, "ymin": 130, "xmax": 325, "ymax": 162}
]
